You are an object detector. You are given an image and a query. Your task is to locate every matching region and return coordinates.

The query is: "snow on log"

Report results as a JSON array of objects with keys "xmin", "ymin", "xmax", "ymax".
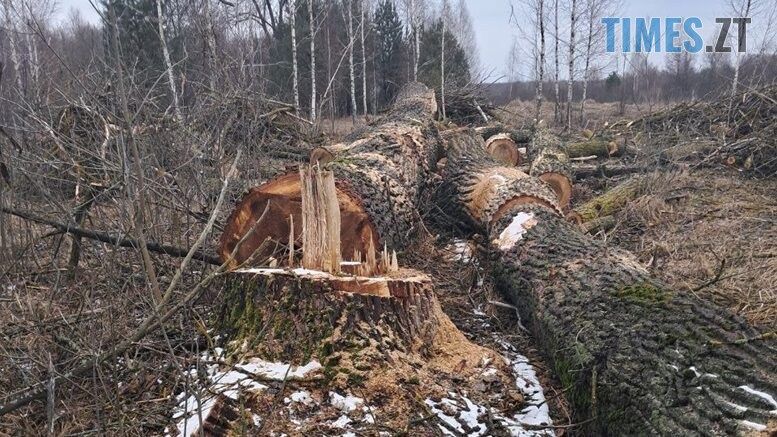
[
  {"xmin": 219, "ymin": 83, "xmax": 442, "ymax": 268},
  {"xmin": 437, "ymin": 131, "xmax": 777, "ymax": 435}
]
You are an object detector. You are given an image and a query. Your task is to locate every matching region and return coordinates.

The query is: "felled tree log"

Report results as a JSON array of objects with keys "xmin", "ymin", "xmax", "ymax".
[
  {"xmin": 566, "ymin": 138, "xmax": 620, "ymax": 158},
  {"xmin": 571, "ymin": 163, "xmax": 643, "ymax": 179},
  {"xmin": 219, "ymin": 83, "xmax": 442, "ymax": 268},
  {"xmin": 437, "ymin": 132, "xmax": 777, "ymax": 435},
  {"xmin": 484, "ymin": 133, "xmax": 523, "ymax": 166},
  {"xmin": 568, "ymin": 175, "xmax": 648, "ymax": 224},
  {"xmin": 529, "ymin": 129, "xmax": 573, "ymax": 209}
]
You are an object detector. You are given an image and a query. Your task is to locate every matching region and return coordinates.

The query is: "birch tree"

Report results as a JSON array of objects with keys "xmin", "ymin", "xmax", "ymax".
[
  {"xmin": 566, "ymin": 0, "xmax": 577, "ymax": 128},
  {"xmin": 360, "ymin": 0, "xmax": 368, "ymax": 115},
  {"xmin": 579, "ymin": 0, "xmax": 595, "ymax": 123},
  {"xmin": 535, "ymin": 0, "xmax": 545, "ymax": 121},
  {"xmin": 440, "ymin": 0, "xmax": 447, "ymax": 119},
  {"xmin": 202, "ymin": 0, "xmax": 218, "ymax": 90},
  {"xmin": 309, "ymin": 0, "xmax": 317, "ymax": 121},
  {"xmin": 553, "ymin": 0, "xmax": 560, "ymax": 122},
  {"xmin": 290, "ymin": 0, "xmax": 301, "ymax": 112},
  {"xmin": 3, "ymin": 0, "xmax": 24, "ymax": 92},
  {"xmin": 156, "ymin": 0, "xmax": 182, "ymax": 121},
  {"xmin": 346, "ymin": 0, "xmax": 358, "ymax": 121}
]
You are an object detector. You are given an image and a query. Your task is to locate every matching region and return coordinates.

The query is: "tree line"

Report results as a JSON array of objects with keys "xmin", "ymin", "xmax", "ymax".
[{"xmin": 0, "ymin": 0, "xmax": 478, "ymax": 125}]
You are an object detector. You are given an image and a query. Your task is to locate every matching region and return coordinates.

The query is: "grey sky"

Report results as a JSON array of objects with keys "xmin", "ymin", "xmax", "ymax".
[{"xmin": 56, "ymin": 0, "xmax": 767, "ymax": 82}]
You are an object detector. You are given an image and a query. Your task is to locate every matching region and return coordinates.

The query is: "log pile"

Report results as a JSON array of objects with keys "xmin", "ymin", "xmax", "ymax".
[{"xmin": 218, "ymin": 83, "xmax": 777, "ymax": 435}]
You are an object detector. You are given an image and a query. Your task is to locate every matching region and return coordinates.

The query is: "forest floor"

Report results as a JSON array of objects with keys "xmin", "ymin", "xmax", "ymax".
[{"xmin": 1, "ymin": 100, "xmax": 774, "ymax": 435}]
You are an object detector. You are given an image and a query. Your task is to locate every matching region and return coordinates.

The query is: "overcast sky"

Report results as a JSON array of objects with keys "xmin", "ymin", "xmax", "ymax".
[{"xmin": 56, "ymin": 0, "xmax": 767, "ymax": 82}]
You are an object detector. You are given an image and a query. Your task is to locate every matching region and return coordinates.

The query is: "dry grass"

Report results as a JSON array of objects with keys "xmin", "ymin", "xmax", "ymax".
[{"xmin": 575, "ymin": 169, "xmax": 777, "ymax": 328}]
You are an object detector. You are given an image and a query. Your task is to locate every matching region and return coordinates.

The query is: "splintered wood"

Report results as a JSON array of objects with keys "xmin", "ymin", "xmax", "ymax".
[
  {"xmin": 300, "ymin": 165, "xmax": 341, "ymax": 273},
  {"xmin": 297, "ymin": 164, "xmax": 398, "ymax": 276}
]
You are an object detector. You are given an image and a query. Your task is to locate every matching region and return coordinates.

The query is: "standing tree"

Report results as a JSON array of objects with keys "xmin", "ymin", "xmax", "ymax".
[
  {"xmin": 345, "ymin": 0, "xmax": 358, "ymax": 121},
  {"xmin": 373, "ymin": 0, "xmax": 404, "ymax": 109},
  {"xmin": 553, "ymin": 0, "xmax": 560, "ymax": 122},
  {"xmin": 155, "ymin": 0, "xmax": 182, "ymax": 120},
  {"xmin": 360, "ymin": 0, "xmax": 368, "ymax": 115},
  {"xmin": 309, "ymin": 0, "xmax": 317, "ymax": 121},
  {"xmin": 290, "ymin": 0, "xmax": 301, "ymax": 112},
  {"xmin": 566, "ymin": 0, "xmax": 577, "ymax": 127},
  {"xmin": 417, "ymin": 17, "xmax": 470, "ymax": 93},
  {"xmin": 536, "ymin": 0, "xmax": 545, "ymax": 121},
  {"xmin": 440, "ymin": 0, "xmax": 448, "ymax": 119}
]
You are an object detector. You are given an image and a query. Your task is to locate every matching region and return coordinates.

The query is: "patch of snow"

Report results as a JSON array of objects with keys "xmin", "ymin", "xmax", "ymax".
[
  {"xmin": 331, "ymin": 414, "xmax": 352, "ymax": 428},
  {"xmin": 447, "ymin": 239, "xmax": 474, "ymax": 263},
  {"xmin": 329, "ymin": 392, "xmax": 364, "ymax": 413},
  {"xmin": 237, "ymin": 359, "xmax": 322, "ymax": 380},
  {"xmin": 494, "ymin": 212, "xmax": 538, "ymax": 251},
  {"xmin": 740, "ymin": 420, "xmax": 767, "ymax": 431},
  {"xmin": 286, "ymin": 390, "xmax": 314, "ymax": 406},
  {"xmin": 739, "ymin": 385, "xmax": 777, "ymax": 412},
  {"xmin": 726, "ymin": 401, "xmax": 748, "ymax": 413}
]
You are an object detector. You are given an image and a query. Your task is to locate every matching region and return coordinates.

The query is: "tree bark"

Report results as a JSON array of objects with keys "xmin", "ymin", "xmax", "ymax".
[
  {"xmin": 290, "ymin": 0, "xmax": 301, "ymax": 113},
  {"xmin": 308, "ymin": 0, "xmax": 317, "ymax": 121},
  {"xmin": 3, "ymin": 0, "xmax": 24, "ymax": 92},
  {"xmin": 437, "ymin": 131, "xmax": 777, "ymax": 435},
  {"xmin": 535, "ymin": 0, "xmax": 545, "ymax": 121},
  {"xmin": 156, "ymin": 0, "xmax": 182, "ymax": 121},
  {"xmin": 529, "ymin": 129, "xmax": 573, "ymax": 209},
  {"xmin": 440, "ymin": 1, "xmax": 447, "ymax": 120},
  {"xmin": 566, "ymin": 0, "xmax": 576, "ymax": 128},
  {"xmin": 553, "ymin": 0, "xmax": 560, "ymax": 123},
  {"xmin": 346, "ymin": 0, "xmax": 358, "ymax": 122},
  {"xmin": 579, "ymin": 0, "xmax": 594, "ymax": 124},
  {"xmin": 360, "ymin": 0, "xmax": 368, "ymax": 116},
  {"xmin": 219, "ymin": 83, "xmax": 440, "ymax": 268}
]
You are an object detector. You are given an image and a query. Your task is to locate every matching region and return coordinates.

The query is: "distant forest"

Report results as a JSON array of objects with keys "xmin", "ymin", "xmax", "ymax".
[{"xmin": 488, "ymin": 53, "xmax": 777, "ymax": 108}]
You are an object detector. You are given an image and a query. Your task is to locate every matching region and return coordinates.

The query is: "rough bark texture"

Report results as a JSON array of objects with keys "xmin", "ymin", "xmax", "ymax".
[
  {"xmin": 438, "ymin": 131, "xmax": 777, "ymax": 435},
  {"xmin": 566, "ymin": 138, "xmax": 620, "ymax": 158},
  {"xmin": 219, "ymin": 83, "xmax": 440, "ymax": 267},
  {"xmin": 529, "ymin": 129, "xmax": 573, "ymax": 209},
  {"xmin": 570, "ymin": 175, "xmax": 647, "ymax": 223}
]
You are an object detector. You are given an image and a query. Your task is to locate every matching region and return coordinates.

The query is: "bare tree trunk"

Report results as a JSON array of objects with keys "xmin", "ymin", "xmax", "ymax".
[
  {"xmin": 360, "ymin": 0, "xmax": 368, "ymax": 115},
  {"xmin": 580, "ymin": 1, "xmax": 594, "ymax": 124},
  {"xmin": 411, "ymin": 0, "xmax": 420, "ymax": 81},
  {"xmin": 24, "ymin": 22, "xmax": 40, "ymax": 103},
  {"xmin": 440, "ymin": 2, "xmax": 447, "ymax": 120},
  {"xmin": 156, "ymin": 0, "xmax": 182, "ymax": 121},
  {"xmin": 553, "ymin": 0, "xmax": 560, "ymax": 123},
  {"xmin": 731, "ymin": 0, "xmax": 752, "ymax": 102},
  {"xmin": 3, "ymin": 0, "xmax": 24, "ymax": 92},
  {"xmin": 535, "ymin": 0, "xmax": 545, "ymax": 121},
  {"xmin": 202, "ymin": 0, "xmax": 218, "ymax": 90},
  {"xmin": 566, "ymin": 0, "xmax": 577, "ymax": 128},
  {"xmin": 290, "ymin": 0, "xmax": 301, "ymax": 113},
  {"xmin": 347, "ymin": 0, "xmax": 358, "ymax": 123},
  {"xmin": 309, "ymin": 0, "xmax": 317, "ymax": 121}
]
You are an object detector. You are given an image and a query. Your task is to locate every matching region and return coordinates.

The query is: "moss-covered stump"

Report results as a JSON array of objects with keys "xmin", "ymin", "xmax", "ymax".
[
  {"xmin": 438, "ymin": 131, "xmax": 777, "ymax": 435},
  {"xmin": 194, "ymin": 267, "xmax": 540, "ymax": 435}
]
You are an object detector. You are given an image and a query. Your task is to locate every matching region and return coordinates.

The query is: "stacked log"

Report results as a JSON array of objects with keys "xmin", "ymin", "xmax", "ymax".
[{"xmin": 437, "ymin": 131, "xmax": 777, "ymax": 435}]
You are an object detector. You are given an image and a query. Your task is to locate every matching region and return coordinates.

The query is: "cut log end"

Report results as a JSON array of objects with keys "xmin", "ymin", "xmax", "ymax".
[
  {"xmin": 538, "ymin": 172, "xmax": 573, "ymax": 209},
  {"xmin": 309, "ymin": 147, "xmax": 335, "ymax": 165},
  {"xmin": 485, "ymin": 133, "xmax": 522, "ymax": 166},
  {"xmin": 218, "ymin": 172, "xmax": 378, "ymax": 269}
]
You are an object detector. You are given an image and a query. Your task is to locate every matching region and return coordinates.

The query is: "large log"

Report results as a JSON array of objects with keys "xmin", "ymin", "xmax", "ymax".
[
  {"xmin": 219, "ymin": 83, "xmax": 442, "ymax": 268},
  {"xmin": 437, "ymin": 132, "xmax": 777, "ymax": 435},
  {"xmin": 568, "ymin": 175, "xmax": 648, "ymax": 224},
  {"xmin": 529, "ymin": 129, "xmax": 573, "ymax": 209}
]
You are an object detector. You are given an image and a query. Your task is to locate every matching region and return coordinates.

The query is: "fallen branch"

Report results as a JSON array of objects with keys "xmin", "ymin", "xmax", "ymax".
[{"xmin": 0, "ymin": 206, "xmax": 221, "ymax": 265}]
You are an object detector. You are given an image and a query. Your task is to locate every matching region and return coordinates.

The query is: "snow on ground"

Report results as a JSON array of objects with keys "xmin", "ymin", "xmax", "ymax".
[
  {"xmin": 166, "ymin": 349, "xmax": 378, "ymax": 436},
  {"xmin": 423, "ymin": 327, "xmax": 554, "ymax": 436}
]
